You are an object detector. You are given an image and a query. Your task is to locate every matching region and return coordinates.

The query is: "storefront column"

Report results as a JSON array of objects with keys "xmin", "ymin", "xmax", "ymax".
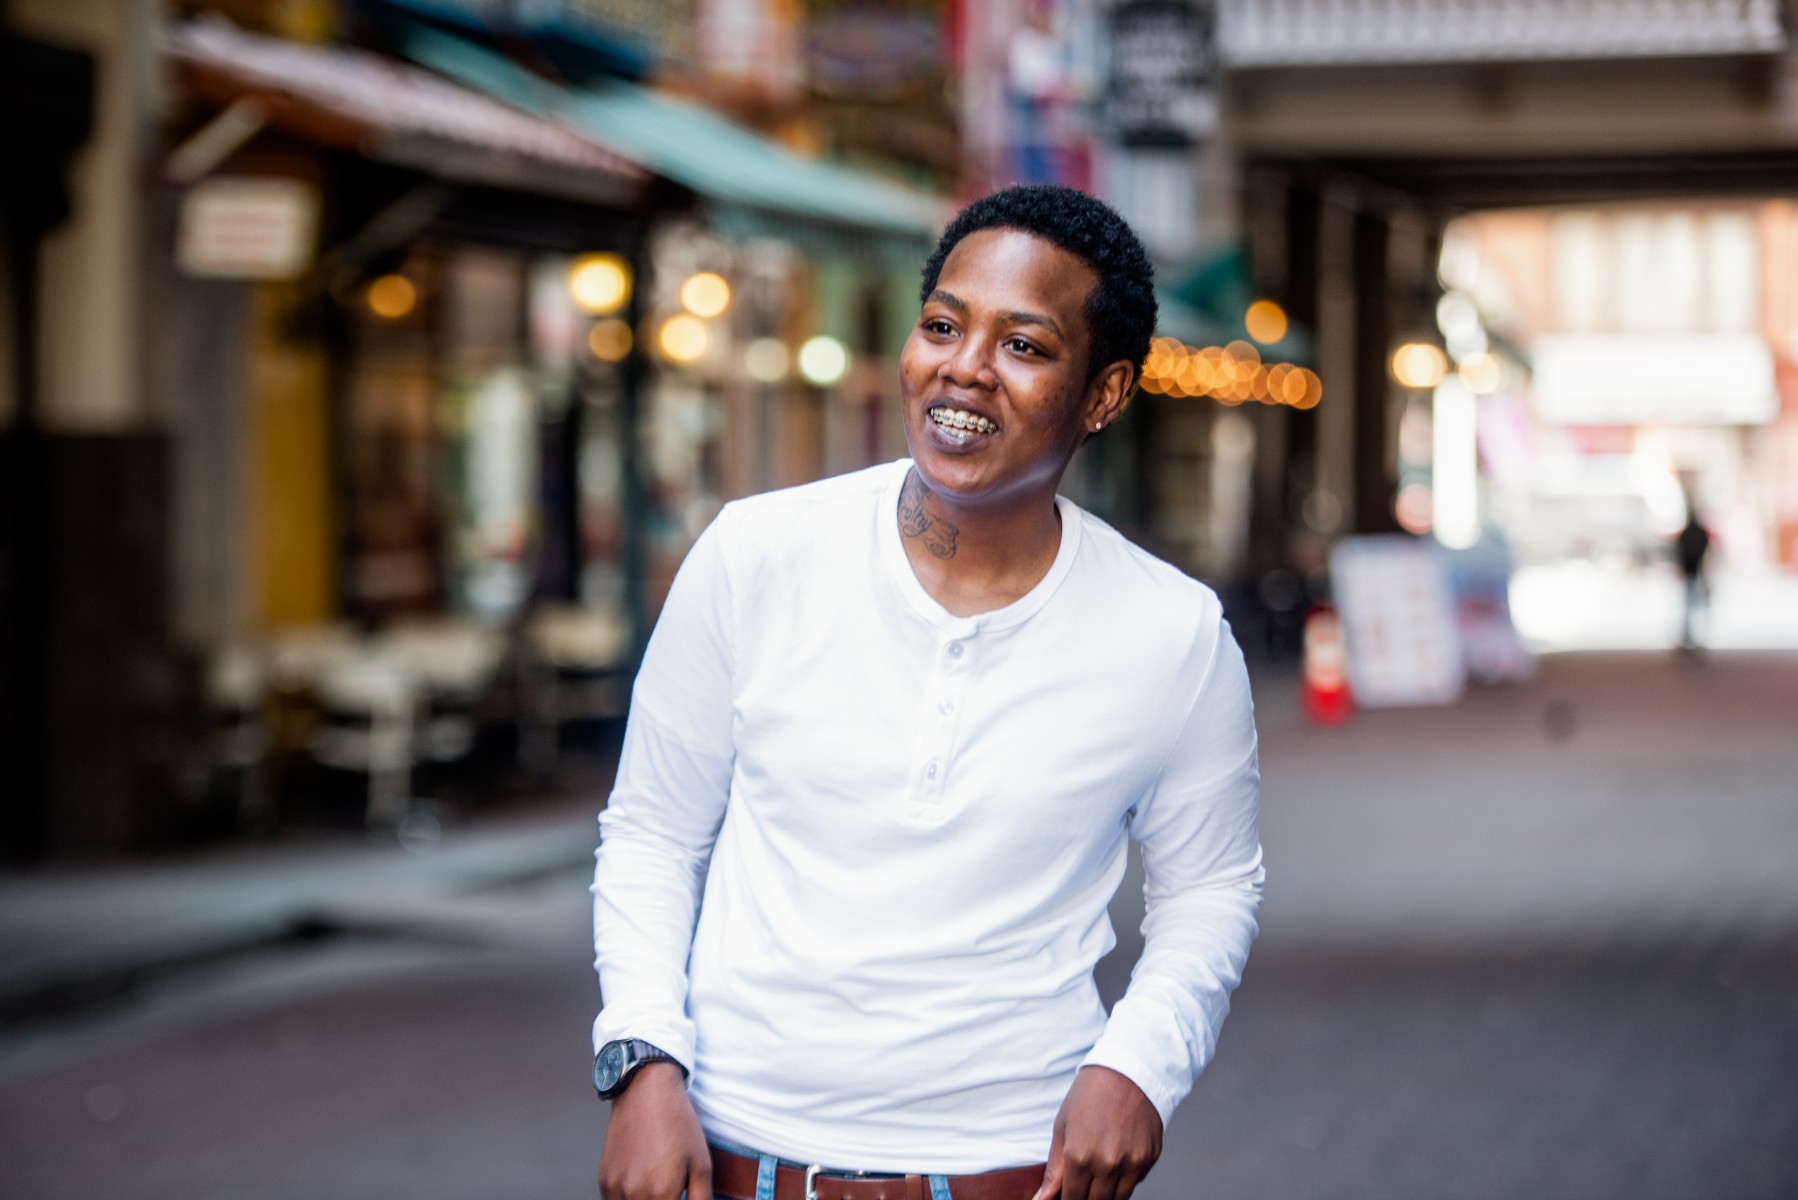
[{"xmin": 1315, "ymin": 187, "xmax": 1358, "ymax": 541}]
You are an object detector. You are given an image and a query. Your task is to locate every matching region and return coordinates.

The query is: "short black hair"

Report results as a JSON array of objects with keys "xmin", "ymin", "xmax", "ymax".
[{"xmin": 919, "ymin": 185, "xmax": 1157, "ymax": 388}]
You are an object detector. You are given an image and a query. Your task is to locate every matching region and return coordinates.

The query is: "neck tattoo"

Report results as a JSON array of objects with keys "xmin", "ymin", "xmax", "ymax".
[{"xmin": 899, "ymin": 470, "xmax": 959, "ymax": 560}]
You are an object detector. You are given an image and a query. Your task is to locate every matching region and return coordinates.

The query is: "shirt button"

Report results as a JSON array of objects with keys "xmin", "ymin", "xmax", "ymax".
[
  {"xmin": 925, "ymin": 761, "xmax": 939, "ymax": 780},
  {"xmin": 946, "ymin": 642, "xmax": 964, "ymax": 659},
  {"xmin": 938, "ymin": 699, "xmax": 954, "ymax": 715}
]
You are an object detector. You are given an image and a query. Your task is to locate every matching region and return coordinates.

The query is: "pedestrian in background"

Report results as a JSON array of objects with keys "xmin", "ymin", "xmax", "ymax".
[
  {"xmin": 1676, "ymin": 503, "xmax": 1712, "ymax": 651},
  {"xmin": 590, "ymin": 185, "xmax": 1264, "ymax": 1200}
]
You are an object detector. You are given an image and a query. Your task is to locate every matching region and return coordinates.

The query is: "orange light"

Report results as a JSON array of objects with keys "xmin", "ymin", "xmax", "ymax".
[
  {"xmin": 1245, "ymin": 299, "xmax": 1289, "ymax": 345},
  {"xmin": 1267, "ymin": 363, "xmax": 1290, "ymax": 401},
  {"xmin": 1250, "ymin": 365, "xmax": 1271, "ymax": 403},
  {"xmin": 587, "ymin": 318, "xmax": 633, "ymax": 362},
  {"xmin": 366, "ymin": 274, "xmax": 416, "ymax": 319},
  {"xmin": 1296, "ymin": 369, "xmax": 1324, "ymax": 410},
  {"xmin": 1177, "ymin": 351, "xmax": 1204, "ymax": 395},
  {"xmin": 1282, "ymin": 368, "xmax": 1308, "ymax": 406}
]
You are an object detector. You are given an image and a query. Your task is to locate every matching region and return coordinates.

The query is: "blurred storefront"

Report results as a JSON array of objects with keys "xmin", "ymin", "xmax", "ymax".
[
  {"xmin": 3, "ymin": 0, "xmax": 943, "ymax": 859},
  {"xmin": 1417, "ymin": 203, "xmax": 1798, "ymax": 650},
  {"xmin": 22, "ymin": 0, "xmax": 1798, "ymax": 857},
  {"xmin": 1442, "ymin": 204, "xmax": 1793, "ymax": 563}
]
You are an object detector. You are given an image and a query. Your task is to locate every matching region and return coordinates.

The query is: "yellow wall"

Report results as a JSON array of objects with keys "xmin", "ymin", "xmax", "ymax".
[{"xmin": 246, "ymin": 283, "xmax": 333, "ymax": 627}]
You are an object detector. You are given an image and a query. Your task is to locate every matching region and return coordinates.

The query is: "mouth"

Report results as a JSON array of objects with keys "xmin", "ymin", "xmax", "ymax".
[{"xmin": 927, "ymin": 405, "xmax": 999, "ymax": 441}]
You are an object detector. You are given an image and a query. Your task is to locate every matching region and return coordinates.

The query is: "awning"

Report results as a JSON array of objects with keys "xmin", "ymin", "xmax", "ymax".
[
  {"xmin": 397, "ymin": 25, "xmax": 947, "ymax": 265},
  {"xmin": 165, "ymin": 17, "xmax": 647, "ymax": 206},
  {"xmin": 1157, "ymin": 247, "xmax": 1315, "ymax": 362}
]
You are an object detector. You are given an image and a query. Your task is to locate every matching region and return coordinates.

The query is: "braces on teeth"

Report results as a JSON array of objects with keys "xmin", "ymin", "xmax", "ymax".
[{"xmin": 930, "ymin": 408, "xmax": 997, "ymax": 435}]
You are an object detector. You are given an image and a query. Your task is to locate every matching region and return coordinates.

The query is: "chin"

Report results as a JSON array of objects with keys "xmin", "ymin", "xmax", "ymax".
[{"xmin": 910, "ymin": 446, "xmax": 1012, "ymax": 504}]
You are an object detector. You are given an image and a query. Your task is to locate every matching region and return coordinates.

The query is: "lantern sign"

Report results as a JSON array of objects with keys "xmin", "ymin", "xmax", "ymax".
[{"xmin": 1109, "ymin": 0, "xmax": 1217, "ymax": 148}]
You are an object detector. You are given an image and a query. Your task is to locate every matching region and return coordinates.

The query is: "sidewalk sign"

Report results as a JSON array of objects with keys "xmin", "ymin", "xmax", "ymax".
[
  {"xmin": 1329, "ymin": 535, "xmax": 1465, "ymax": 707},
  {"xmin": 1442, "ymin": 541, "xmax": 1536, "ymax": 683}
]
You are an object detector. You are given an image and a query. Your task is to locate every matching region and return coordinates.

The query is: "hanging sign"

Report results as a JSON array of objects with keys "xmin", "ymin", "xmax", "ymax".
[
  {"xmin": 1109, "ymin": 0, "xmax": 1218, "ymax": 148},
  {"xmin": 177, "ymin": 176, "xmax": 319, "ymax": 280}
]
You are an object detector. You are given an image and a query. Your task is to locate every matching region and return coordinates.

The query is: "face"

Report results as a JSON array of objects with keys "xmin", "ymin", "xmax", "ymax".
[{"xmin": 900, "ymin": 228, "xmax": 1133, "ymax": 511}]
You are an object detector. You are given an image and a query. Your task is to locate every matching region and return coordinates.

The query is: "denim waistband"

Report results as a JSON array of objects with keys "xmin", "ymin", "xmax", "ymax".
[{"xmin": 706, "ymin": 1137, "xmax": 955, "ymax": 1200}]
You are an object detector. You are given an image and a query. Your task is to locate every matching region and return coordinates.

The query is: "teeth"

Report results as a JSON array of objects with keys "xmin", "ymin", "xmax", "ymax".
[{"xmin": 930, "ymin": 408, "xmax": 996, "ymax": 435}]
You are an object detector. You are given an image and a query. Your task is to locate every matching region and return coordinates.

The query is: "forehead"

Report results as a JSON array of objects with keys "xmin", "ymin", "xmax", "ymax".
[{"xmin": 935, "ymin": 228, "xmax": 1097, "ymax": 329}]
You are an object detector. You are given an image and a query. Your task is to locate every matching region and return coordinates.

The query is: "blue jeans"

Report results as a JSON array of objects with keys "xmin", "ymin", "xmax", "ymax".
[{"xmin": 707, "ymin": 1137, "xmax": 955, "ymax": 1200}]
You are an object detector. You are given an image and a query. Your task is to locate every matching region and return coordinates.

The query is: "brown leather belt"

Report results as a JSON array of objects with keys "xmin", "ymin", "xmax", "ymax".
[{"xmin": 710, "ymin": 1145, "xmax": 1045, "ymax": 1200}]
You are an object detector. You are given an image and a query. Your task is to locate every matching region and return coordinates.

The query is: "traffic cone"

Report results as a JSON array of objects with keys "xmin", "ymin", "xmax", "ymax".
[{"xmin": 1301, "ymin": 606, "xmax": 1354, "ymax": 727}]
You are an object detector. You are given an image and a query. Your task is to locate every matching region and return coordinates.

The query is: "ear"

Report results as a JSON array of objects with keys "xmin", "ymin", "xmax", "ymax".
[{"xmin": 1080, "ymin": 359, "xmax": 1136, "ymax": 436}]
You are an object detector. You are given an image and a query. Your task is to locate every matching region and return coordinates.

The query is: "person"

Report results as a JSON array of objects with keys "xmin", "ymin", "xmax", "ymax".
[
  {"xmin": 1675, "ymin": 503, "xmax": 1712, "ymax": 650},
  {"xmin": 591, "ymin": 185, "xmax": 1264, "ymax": 1200}
]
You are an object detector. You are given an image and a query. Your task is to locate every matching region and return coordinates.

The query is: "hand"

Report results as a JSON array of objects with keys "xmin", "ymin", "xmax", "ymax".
[
  {"xmin": 1032, "ymin": 1066, "xmax": 1163, "ymax": 1200},
  {"xmin": 598, "ymin": 1063, "xmax": 712, "ymax": 1200}
]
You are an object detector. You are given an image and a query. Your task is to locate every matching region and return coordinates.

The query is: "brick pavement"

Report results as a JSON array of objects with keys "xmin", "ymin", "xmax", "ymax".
[
  {"xmin": 0, "ymin": 651, "xmax": 1794, "ymax": 1199},
  {"xmin": 1128, "ymin": 649, "xmax": 1798, "ymax": 1199}
]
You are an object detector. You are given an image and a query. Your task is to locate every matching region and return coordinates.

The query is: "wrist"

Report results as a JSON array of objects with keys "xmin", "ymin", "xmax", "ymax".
[
  {"xmin": 607, "ymin": 1065, "xmax": 683, "ymax": 1101},
  {"xmin": 618, "ymin": 1061, "xmax": 685, "ymax": 1094},
  {"xmin": 593, "ymin": 1037, "xmax": 687, "ymax": 1100}
]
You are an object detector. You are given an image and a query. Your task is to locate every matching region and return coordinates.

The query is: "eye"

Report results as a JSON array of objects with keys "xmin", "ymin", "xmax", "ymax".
[
  {"xmin": 1005, "ymin": 337, "xmax": 1041, "ymax": 356},
  {"xmin": 922, "ymin": 318, "xmax": 957, "ymax": 336}
]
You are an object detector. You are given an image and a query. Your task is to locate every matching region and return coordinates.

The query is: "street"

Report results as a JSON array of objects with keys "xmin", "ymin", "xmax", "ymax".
[{"xmin": 2, "ymin": 651, "xmax": 1795, "ymax": 1199}]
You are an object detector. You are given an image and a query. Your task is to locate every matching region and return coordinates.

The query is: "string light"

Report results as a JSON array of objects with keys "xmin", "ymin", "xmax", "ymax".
[{"xmin": 1139, "ymin": 335, "xmax": 1322, "ymax": 410}]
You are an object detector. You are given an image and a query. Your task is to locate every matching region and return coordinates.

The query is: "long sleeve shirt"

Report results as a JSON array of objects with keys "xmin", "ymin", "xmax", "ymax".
[{"xmin": 592, "ymin": 459, "xmax": 1264, "ymax": 1175}]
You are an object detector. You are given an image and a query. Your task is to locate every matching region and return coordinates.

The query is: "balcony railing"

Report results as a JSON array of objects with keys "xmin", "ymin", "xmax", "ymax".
[{"xmin": 1219, "ymin": 0, "xmax": 1786, "ymax": 66}]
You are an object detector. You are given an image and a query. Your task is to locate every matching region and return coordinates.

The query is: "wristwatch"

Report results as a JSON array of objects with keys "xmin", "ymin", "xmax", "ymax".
[{"xmin": 593, "ymin": 1038, "xmax": 684, "ymax": 1099}]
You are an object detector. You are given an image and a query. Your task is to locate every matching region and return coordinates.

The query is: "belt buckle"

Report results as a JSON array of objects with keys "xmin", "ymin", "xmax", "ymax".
[{"xmin": 804, "ymin": 1163, "xmax": 822, "ymax": 1200}]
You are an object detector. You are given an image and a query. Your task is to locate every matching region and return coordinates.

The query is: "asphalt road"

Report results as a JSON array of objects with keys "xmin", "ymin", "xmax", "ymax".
[{"xmin": 3, "ymin": 651, "xmax": 1795, "ymax": 1200}]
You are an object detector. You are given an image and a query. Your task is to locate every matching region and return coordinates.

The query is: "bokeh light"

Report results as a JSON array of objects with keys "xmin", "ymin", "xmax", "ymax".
[
  {"xmin": 680, "ymin": 272, "xmax": 731, "ymax": 319},
  {"xmin": 1395, "ymin": 483, "xmax": 1434, "ymax": 534},
  {"xmin": 1457, "ymin": 350, "xmax": 1503, "ymax": 394},
  {"xmin": 1391, "ymin": 342, "xmax": 1449, "ymax": 390},
  {"xmin": 658, "ymin": 313, "xmax": 709, "ymax": 363},
  {"xmin": 1138, "ymin": 334, "xmax": 1321, "ymax": 410},
  {"xmin": 797, "ymin": 335, "xmax": 849, "ymax": 386},
  {"xmin": 1245, "ymin": 299, "xmax": 1289, "ymax": 344},
  {"xmin": 744, "ymin": 337, "xmax": 790, "ymax": 383},
  {"xmin": 568, "ymin": 253, "xmax": 631, "ymax": 315},
  {"xmin": 366, "ymin": 274, "xmax": 416, "ymax": 320},
  {"xmin": 587, "ymin": 317, "xmax": 633, "ymax": 362}
]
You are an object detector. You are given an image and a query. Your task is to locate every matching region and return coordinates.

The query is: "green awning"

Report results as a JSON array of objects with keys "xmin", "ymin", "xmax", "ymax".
[{"xmin": 400, "ymin": 25, "xmax": 946, "ymax": 265}]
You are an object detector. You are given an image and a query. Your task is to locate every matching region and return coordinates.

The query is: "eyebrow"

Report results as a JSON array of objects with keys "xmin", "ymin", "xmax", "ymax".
[
  {"xmin": 926, "ymin": 290, "xmax": 1065, "ymax": 339},
  {"xmin": 1004, "ymin": 310, "xmax": 1064, "ymax": 339}
]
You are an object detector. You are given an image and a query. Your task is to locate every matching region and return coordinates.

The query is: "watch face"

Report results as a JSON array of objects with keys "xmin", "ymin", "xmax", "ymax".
[{"xmin": 595, "ymin": 1042, "xmax": 627, "ymax": 1093}]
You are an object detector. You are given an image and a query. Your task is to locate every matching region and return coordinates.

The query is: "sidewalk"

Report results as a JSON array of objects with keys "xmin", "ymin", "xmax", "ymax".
[{"xmin": 0, "ymin": 800, "xmax": 602, "ymax": 1029}]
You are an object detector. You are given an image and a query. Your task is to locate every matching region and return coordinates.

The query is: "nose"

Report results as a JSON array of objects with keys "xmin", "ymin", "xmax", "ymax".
[{"xmin": 941, "ymin": 331, "xmax": 998, "ymax": 390}]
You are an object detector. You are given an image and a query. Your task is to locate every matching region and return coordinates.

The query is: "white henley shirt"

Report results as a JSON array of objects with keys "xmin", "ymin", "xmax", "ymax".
[{"xmin": 592, "ymin": 459, "xmax": 1264, "ymax": 1174}]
